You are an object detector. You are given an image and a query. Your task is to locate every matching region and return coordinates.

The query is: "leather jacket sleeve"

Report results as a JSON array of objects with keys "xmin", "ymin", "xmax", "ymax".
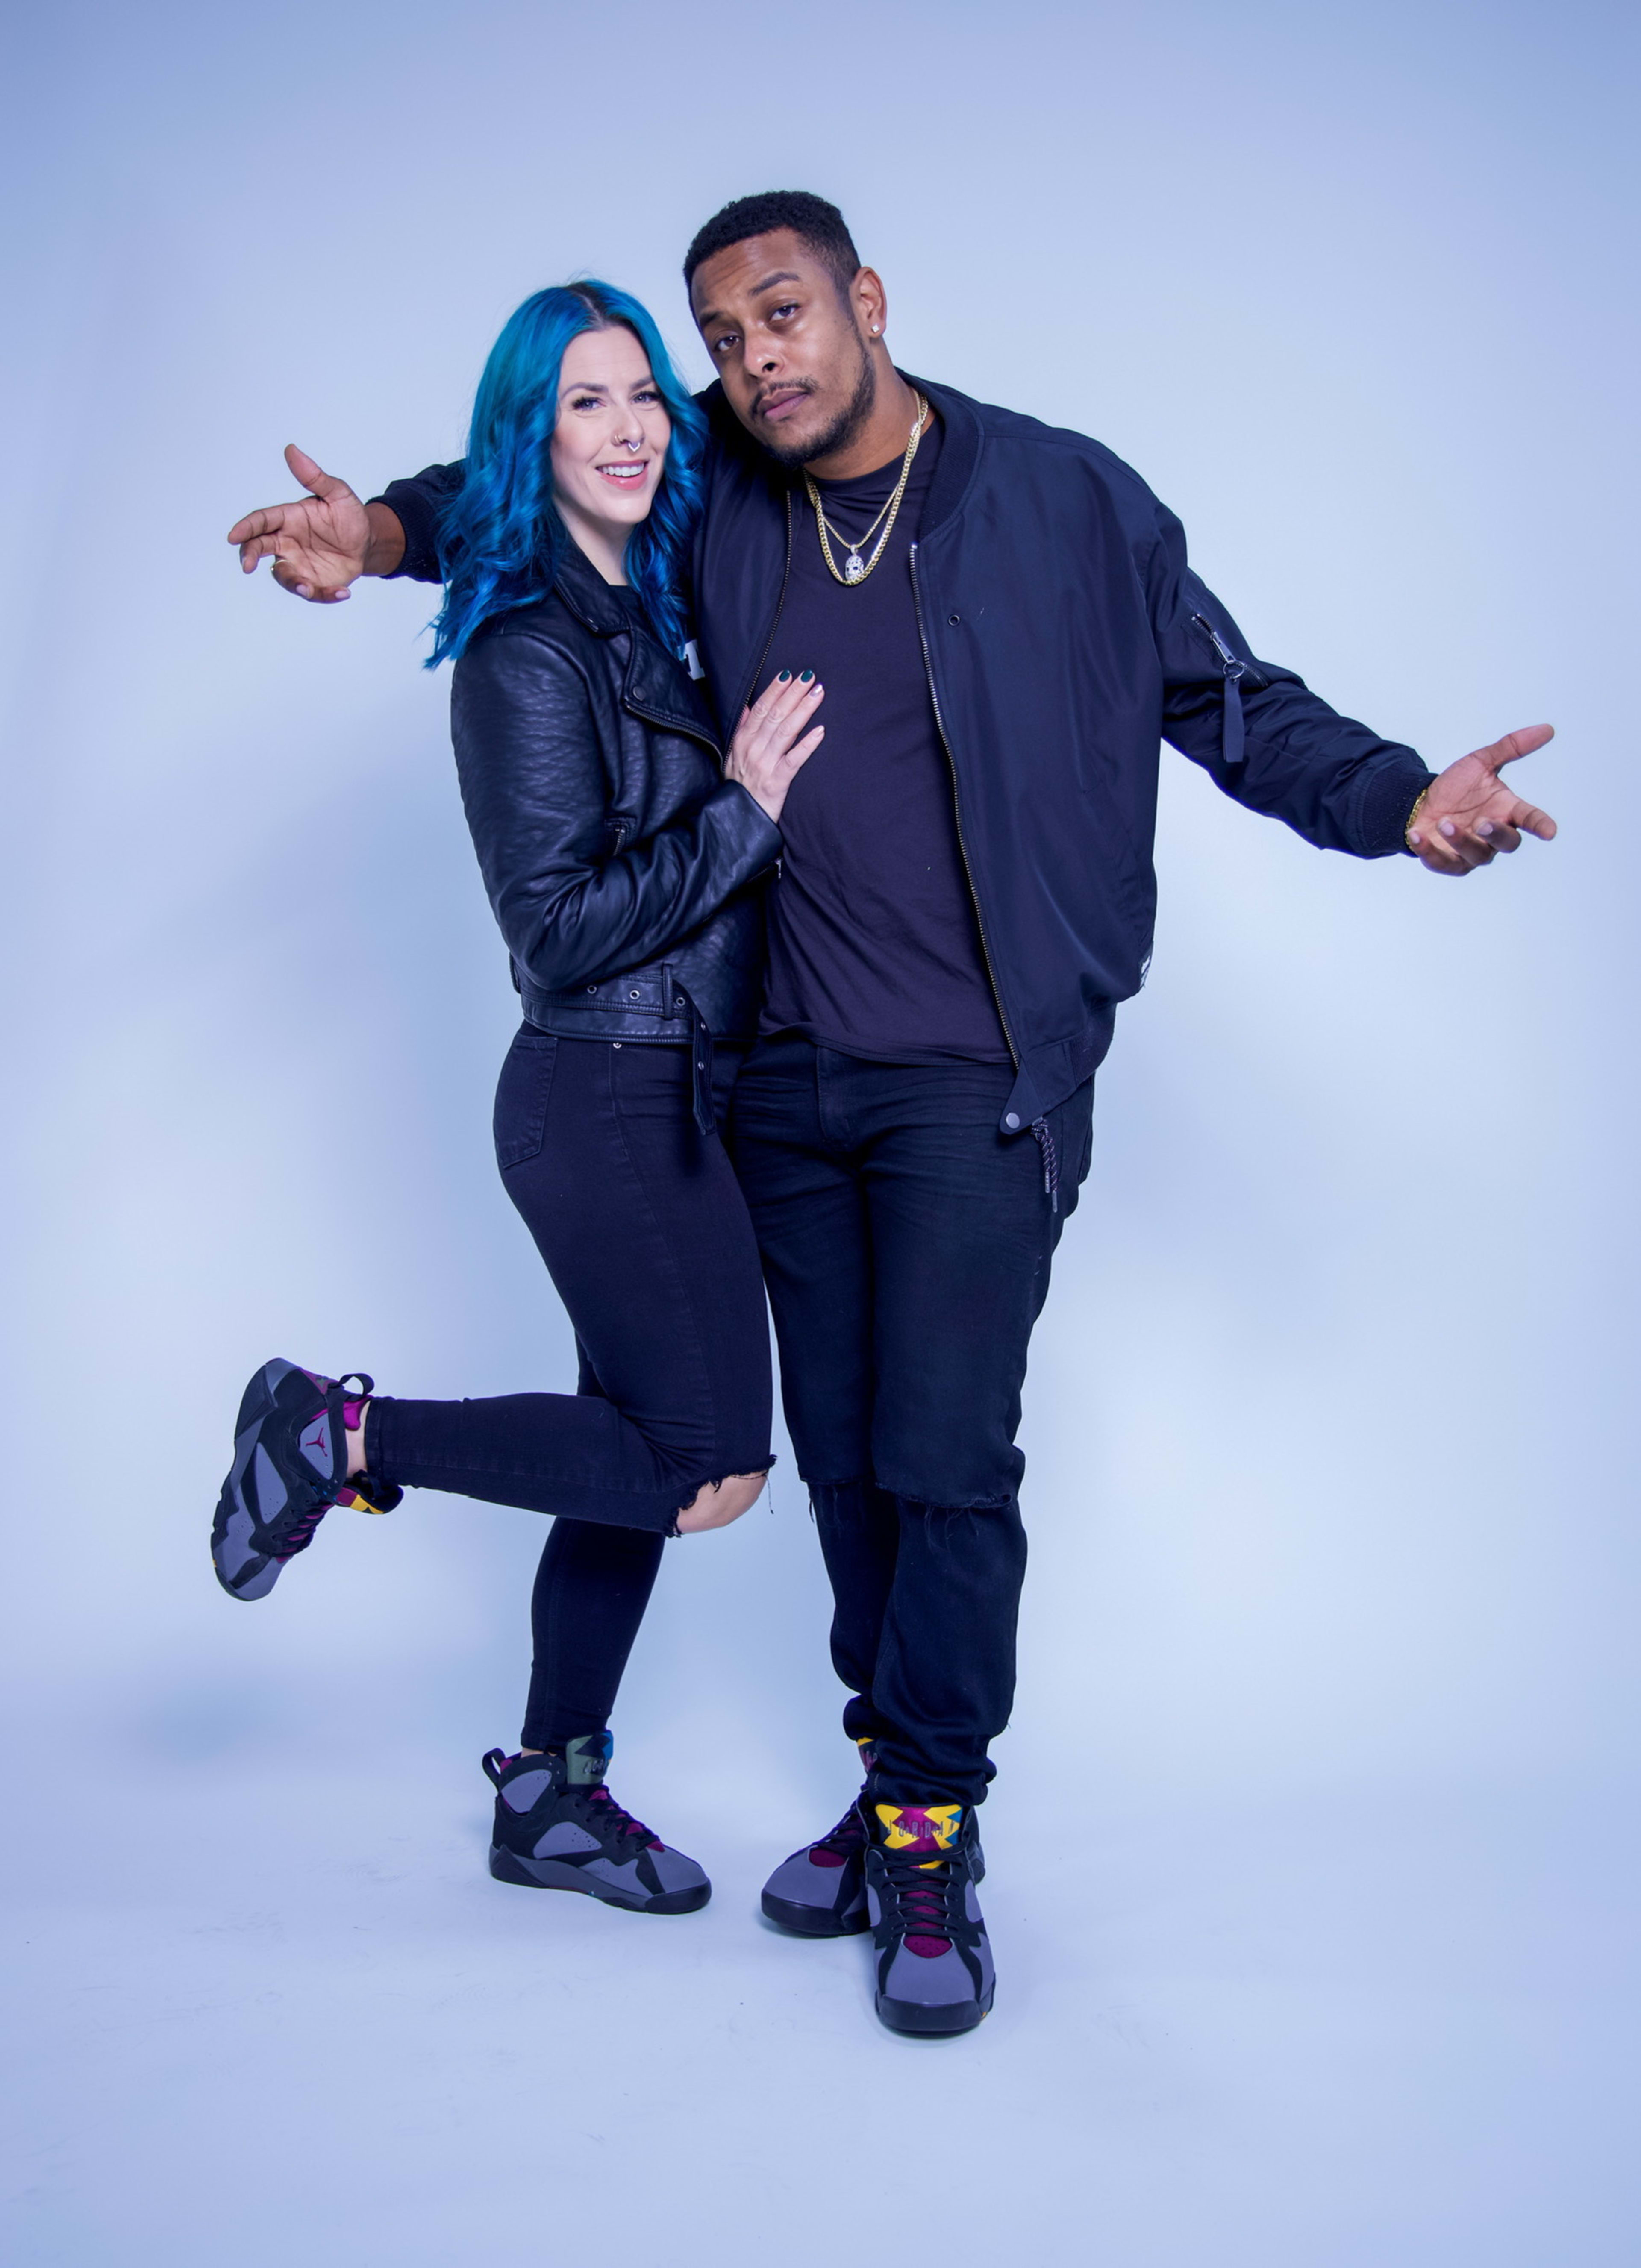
[
  {"xmin": 451, "ymin": 620, "xmax": 782, "ymax": 994},
  {"xmin": 1149, "ymin": 500, "xmax": 1433, "ymax": 858}
]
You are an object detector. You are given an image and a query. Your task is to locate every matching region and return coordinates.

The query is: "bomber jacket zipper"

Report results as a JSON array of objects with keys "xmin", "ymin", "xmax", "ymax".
[
  {"xmin": 1191, "ymin": 612, "xmax": 1246, "ymax": 680},
  {"xmin": 732, "ymin": 491, "xmax": 796, "ymax": 724},
  {"xmin": 909, "ymin": 542, "xmax": 1020, "ymax": 1067},
  {"xmin": 1190, "ymin": 611, "xmax": 1267, "ymax": 771}
]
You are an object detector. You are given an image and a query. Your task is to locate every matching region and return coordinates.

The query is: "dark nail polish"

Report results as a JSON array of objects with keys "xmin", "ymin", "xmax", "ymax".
[
  {"xmin": 800, "ymin": 670, "xmax": 815, "ymax": 682},
  {"xmin": 778, "ymin": 670, "xmax": 791, "ymax": 682}
]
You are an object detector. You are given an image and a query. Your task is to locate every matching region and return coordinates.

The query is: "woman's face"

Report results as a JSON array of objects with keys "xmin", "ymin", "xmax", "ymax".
[{"xmin": 550, "ymin": 326, "xmax": 671, "ymax": 553}]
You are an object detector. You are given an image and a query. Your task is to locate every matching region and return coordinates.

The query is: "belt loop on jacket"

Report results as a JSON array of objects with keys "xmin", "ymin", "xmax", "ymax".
[{"xmin": 674, "ymin": 982, "xmax": 717, "ymax": 1138}]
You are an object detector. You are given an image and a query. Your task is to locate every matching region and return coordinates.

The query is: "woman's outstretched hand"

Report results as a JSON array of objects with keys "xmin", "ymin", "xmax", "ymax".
[{"xmin": 724, "ymin": 671, "xmax": 825, "ymax": 822}]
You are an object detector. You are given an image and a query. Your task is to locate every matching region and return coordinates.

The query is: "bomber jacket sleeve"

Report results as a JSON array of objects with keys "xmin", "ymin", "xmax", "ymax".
[
  {"xmin": 450, "ymin": 622, "xmax": 783, "ymax": 995},
  {"xmin": 1147, "ymin": 502, "xmax": 1434, "ymax": 857},
  {"xmin": 368, "ymin": 461, "xmax": 467, "ymax": 583}
]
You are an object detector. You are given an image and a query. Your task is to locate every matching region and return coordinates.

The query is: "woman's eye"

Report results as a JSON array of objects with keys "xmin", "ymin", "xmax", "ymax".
[
  {"xmin": 634, "ymin": 389, "xmax": 659, "ymax": 405},
  {"xmin": 571, "ymin": 394, "xmax": 600, "ymax": 410}
]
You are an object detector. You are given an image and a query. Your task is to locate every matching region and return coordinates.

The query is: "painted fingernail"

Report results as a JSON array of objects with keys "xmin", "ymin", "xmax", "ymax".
[
  {"xmin": 1477, "ymin": 819, "xmax": 1494, "ymax": 836},
  {"xmin": 1408, "ymin": 831, "xmax": 1422, "ymax": 846},
  {"xmin": 1441, "ymin": 820, "xmax": 1457, "ymax": 837},
  {"xmin": 777, "ymin": 670, "xmax": 791, "ymax": 682},
  {"xmin": 800, "ymin": 670, "xmax": 815, "ymax": 682}
]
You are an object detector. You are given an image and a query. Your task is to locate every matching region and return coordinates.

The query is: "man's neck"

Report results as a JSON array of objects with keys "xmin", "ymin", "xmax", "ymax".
[{"xmin": 803, "ymin": 358, "xmax": 928, "ymax": 482}]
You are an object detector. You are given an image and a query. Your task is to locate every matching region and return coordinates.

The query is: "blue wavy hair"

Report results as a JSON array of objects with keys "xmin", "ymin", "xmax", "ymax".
[{"xmin": 428, "ymin": 279, "xmax": 704, "ymax": 667}]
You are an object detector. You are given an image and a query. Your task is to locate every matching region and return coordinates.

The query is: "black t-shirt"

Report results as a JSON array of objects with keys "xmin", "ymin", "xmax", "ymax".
[{"xmin": 750, "ymin": 413, "xmax": 1011, "ymax": 1063}]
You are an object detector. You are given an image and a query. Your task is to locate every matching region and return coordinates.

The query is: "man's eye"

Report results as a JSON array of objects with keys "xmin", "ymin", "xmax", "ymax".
[
  {"xmin": 769, "ymin": 303, "xmax": 798, "ymax": 322},
  {"xmin": 711, "ymin": 333, "xmax": 738, "ymax": 355}
]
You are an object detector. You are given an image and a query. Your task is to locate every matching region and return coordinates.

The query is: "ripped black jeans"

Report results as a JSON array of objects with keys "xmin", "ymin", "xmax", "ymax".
[
  {"xmin": 366, "ymin": 1029, "xmax": 772, "ymax": 1746},
  {"xmin": 729, "ymin": 1037, "xmax": 1095, "ymax": 1807}
]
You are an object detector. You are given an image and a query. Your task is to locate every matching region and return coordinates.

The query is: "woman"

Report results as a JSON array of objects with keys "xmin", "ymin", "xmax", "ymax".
[{"xmin": 210, "ymin": 282, "xmax": 823, "ymax": 1915}]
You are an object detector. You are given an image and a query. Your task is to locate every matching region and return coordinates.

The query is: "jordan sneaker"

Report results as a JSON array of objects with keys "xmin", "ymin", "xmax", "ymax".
[
  {"xmin": 211, "ymin": 1358, "xmax": 400, "ymax": 1601},
  {"xmin": 865, "ymin": 1801, "xmax": 994, "ymax": 2036},
  {"xmin": 484, "ymin": 1735, "xmax": 710, "ymax": 1915},
  {"xmin": 762, "ymin": 1740, "xmax": 986, "ymax": 1938}
]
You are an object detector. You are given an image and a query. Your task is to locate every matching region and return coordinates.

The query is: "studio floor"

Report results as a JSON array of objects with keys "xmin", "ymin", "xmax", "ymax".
[{"xmin": 3, "ymin": 1730, "xmax": 1632, "ymax": 2265}]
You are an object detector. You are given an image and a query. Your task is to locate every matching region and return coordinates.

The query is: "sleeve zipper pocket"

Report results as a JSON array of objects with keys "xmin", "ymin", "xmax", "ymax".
[{"xmin": 1191, "ymin": 611, "xmax": 1249, "ymax": 770}]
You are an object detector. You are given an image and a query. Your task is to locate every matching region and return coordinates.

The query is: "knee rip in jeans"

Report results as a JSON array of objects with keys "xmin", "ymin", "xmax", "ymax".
[{"xmin": 669, "ymin": 1463, "xmax": 774, "ymax": 1536}]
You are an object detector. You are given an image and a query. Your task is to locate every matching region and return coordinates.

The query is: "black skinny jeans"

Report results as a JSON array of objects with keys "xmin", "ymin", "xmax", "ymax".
[
  {"xmin": 365, "ymin": 1029, "xmax": 772, "ymax": 1749},
  {"xmin": 729, "ymin": 1037, "xmax": 1095, "ymax": 1809}
]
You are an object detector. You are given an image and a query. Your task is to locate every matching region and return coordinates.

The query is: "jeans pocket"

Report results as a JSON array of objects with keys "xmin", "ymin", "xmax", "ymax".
[{"xmin": 494, "ymin": 1028, "xmax": 558, "ymax": 1170}]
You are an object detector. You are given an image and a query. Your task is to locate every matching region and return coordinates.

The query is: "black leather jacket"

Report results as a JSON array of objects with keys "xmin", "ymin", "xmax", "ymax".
[{"xmin": 450, "ymin": 545, "xmax": 782, "ymax": 1051}]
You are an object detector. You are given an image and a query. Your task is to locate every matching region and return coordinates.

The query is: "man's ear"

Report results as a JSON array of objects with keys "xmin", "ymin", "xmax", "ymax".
[{"xmin": 853, "ymin": 266, "xmax": 888, "ymax": 341}]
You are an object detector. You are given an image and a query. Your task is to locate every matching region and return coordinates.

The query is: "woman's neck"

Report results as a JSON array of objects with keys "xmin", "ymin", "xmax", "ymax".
[{"xmin": 558, "ymin": 501, "xmax": 630, "ymax": 586}]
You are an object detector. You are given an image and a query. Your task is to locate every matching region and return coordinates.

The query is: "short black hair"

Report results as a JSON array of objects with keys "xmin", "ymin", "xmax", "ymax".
[{"xmin": 683, "ymin": 191, "xmax": 860, "ymax": 299}]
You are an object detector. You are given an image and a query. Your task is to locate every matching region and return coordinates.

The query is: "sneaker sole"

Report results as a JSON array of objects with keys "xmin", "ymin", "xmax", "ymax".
[
  {"xmin": 489, "ymin": 1842, "xmax": 710, "ymax": 1915},
  {"xmin": 875, "ymin": 1983, "xmax": 994, "ymax": 2037},
  {"xmin": 212, "ymin": 1358, "xmax": 345, "ymax": 1602},
  {"xmin": 760, "ymin": 1889, "xmax": 870, "ymax": 1937}
]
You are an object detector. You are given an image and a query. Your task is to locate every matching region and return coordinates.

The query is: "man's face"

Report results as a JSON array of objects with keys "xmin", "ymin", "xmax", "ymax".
[{"xmin": 689, "ymin": 229, "xmax": 876, "ymax": 467}]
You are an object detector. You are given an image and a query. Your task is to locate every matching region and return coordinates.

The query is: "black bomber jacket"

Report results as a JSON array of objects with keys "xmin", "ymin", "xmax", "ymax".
[
  {"xmin": 385, "ymin": 375, "xmax": 1435, "ymax": 1133},
  {"xmin": 450, "ymin": 543, "xmax": 782, "ymax": 1046}
]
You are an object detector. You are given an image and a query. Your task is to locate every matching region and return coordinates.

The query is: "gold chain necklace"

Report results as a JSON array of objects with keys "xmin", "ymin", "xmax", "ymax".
[{"xmin": 803, "ymin": 395, "xmax": 928, "ymax": 586}]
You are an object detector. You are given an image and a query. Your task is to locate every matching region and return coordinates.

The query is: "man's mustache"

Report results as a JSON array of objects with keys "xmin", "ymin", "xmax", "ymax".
[{"xmin": 751, "ymin": 379, "xmax": 818, "ymax": 418}]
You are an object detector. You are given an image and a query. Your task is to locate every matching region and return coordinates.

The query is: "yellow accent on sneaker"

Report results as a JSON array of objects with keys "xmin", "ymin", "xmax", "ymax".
[{"xmin": 874, "ymin": 1801, "xmax": 963, "ymax": 1853}]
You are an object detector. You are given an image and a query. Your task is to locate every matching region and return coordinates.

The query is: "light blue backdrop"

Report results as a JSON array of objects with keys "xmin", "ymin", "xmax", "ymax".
[{"xmin": 3, "ymin": 3, "xmax": 1636, "ymax": 2262}]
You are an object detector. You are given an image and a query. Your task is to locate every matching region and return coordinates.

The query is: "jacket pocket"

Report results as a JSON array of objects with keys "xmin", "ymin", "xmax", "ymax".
[{"xmin": 493, "ymin": 1028, "xmax": 558, "ymax": 1170}]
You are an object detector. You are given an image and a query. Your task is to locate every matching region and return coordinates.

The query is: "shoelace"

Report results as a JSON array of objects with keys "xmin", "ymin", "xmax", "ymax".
[
  {"xmin": 271, "ymin": 1501, "xmax": 332, "ymax": 1560},
  {"xmin": 881, "ymin": 1842, "xmax": 959, "ymax": 1954},
  {"xmin": 585, "ymin": 1783, "xmax": 662, "ymax": 1850},
  {"xmin": 813, "ymin": 1801, "xmax": 868, "ymax": 1858}
]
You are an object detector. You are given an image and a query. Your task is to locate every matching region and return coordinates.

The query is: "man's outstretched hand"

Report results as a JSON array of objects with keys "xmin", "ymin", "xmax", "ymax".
[
  {"xmin": 226, "ymin": 445, "xmax": 400, "ymax": 602},
  {"xmin": 1407, "ymin": 724, "xmax": 1557, "ymax": 874}
]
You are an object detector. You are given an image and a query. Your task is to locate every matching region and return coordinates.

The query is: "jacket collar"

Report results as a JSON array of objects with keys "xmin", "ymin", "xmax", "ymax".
[
  {"xmin": 550, "ymin": 537, "xmax": 718, "ymax": 751},
  {"xmin": 549, "ymin": 539, "xmax": 635, "ymax": 637}
]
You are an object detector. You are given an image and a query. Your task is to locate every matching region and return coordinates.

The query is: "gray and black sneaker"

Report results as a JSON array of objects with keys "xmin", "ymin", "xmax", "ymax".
[
  {"xmin": 211, "ymin": 1357, "xmax": 400, "ymax": 1601},
  {"xmin": 865, "ymin": 1801, "xmax": 994, "ymax": 2036},
  {"xmin": 762, "ymin": 1740, "xmax": 986, "ymax": 1938},
  {"xmin": 484, "ymin": 1735, "xmax": 711, "ymax": 1915}
]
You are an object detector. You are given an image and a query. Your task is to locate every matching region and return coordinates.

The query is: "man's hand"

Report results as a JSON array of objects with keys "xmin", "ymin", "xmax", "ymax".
[
  {"xmin": 1407, "ymin": 723, "xmax": 1557, "ymax": 874},
  {"xmin": 226, "ymin": 444, "xmax": 401, "ymax": 602}
]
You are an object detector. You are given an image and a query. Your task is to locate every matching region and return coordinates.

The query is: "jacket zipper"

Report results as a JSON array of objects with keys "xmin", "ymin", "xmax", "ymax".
[
  {"xmin": 732, "ymin": 491, "xmax": 795, "ymax": 724},
  {"xmin": 621, "ymin": 699, "xmax": 721, "ymax": 758},
  {"xmin": 1191, "ymin": 611, "xmax": 1246, "ymax": 681},
  {"xmin": 909, "ymin": 543, "xmax": 1020, "ymax": 1066}
]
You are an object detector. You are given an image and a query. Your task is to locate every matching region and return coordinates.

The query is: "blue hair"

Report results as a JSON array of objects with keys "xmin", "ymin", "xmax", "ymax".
[{"xmin": 428, "ymin": 279, "xmax": 703, "ymax": 667}]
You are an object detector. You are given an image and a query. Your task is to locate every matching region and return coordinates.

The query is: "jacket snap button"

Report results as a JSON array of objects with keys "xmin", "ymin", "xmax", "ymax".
[
  {"xmin": 629, "ymin": 988, "xmax": 641, "ymax": 999},
  {"xmin": 948, "ymin": 612, "xmax": 961, "ymax": 625},
  {"xmin": 585, "ymin": 984, "xmax": 597, "ymax": 994},
  {"xmin": 1004, "ymin": 1111, "xmax": 1020, "ymax": 1130}
]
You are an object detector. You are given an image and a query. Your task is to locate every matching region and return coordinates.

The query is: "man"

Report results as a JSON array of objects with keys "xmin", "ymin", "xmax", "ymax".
[{"xmin": 228, "ymin": 190, "xmax": 1556, "ymax": 2038}]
